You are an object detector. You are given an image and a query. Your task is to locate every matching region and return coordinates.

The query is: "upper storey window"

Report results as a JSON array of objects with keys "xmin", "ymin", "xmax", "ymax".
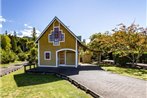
[{"xmin": 49, "ymin": 27, "xmax": 65, "ymax": 46}]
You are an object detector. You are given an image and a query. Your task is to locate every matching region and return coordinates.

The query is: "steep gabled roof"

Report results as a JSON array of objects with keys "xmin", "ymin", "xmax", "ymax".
[{"xmin": 35, "ymin": 16, "xmax": 81, "ymax": 43}]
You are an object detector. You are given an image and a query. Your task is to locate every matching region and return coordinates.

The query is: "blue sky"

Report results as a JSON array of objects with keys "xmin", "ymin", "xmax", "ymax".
[{"xmin": 0, "ymin": 0, "xmax": 146, "ymax": 40}]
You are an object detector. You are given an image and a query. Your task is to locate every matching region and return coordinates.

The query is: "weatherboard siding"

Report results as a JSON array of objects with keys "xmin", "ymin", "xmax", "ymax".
[{"xmin": 39, "ymin": 20, "xmax": 76, "ymax": 66}]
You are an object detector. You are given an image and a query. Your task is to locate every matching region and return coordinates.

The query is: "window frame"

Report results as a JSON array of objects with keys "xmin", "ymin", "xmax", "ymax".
[{"xmin": 44, "ymin": 51, "xmax": 51, "ymax": 60}]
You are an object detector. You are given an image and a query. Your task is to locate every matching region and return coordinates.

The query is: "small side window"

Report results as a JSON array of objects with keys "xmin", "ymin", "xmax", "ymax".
[{"xmin": 44, "ymin": 51, "xmax": 51, "ymax": 60}]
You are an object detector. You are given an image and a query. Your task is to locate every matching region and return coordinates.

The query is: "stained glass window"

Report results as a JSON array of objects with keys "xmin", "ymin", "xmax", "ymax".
[{"xmin": 49, "ymin": 27, "xmax": 64, "ymax": 46}]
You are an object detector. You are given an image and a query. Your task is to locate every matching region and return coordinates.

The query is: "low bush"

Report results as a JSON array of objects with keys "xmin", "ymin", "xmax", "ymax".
[
  {"xmin": 1, "ymin": 50, "xmax": 10, "ymax": 64},
  {"xmin": 18, "ymin": 52, "xmax": 27, "ymax": 61},
  {"xmin": 139, "ymin": 53, "xmax": 147, "ymax": 64},
  {"xmin": 9, "ymin": 51, "xmax": 17, "ymax": 62},
  {"xmin": 27, "ymin": 48, "xmax": 37, "ymax": 64},
  {"xmin": 1, "ymin": 49, "xmax": 17, "ymax": 64},
  {"xmin": 113, "ymin": 54, "xmax": 131, "ymax": 67}
]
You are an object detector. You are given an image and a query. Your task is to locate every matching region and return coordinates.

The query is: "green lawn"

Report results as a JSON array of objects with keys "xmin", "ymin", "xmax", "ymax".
[
  {"xmin": 98, "ymin": 64, "xmax": 147, "ymax": 80},
  {"xmin": 0, "ymin": 69, "xmax": 92, "ymax": 98},
  {"xmin": 0, "ymin": 61, "xmax": 23, "ymax": 68}
]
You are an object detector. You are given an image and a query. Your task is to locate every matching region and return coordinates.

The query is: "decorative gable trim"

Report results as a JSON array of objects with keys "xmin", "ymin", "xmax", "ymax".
[{"xmin": 35, "ymin": 16, "xmax": 81, "ymax": 43}]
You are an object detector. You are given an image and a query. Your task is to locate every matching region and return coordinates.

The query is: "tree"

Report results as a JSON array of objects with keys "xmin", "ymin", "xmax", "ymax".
[
  {"xmin": 27, "ymin": 48, "xmax": 38, "ymax": 64},
  {"xmin": 27, "ymin": 41, "xmax": 36, "ymax": 51},
  {"xmin": 89, "ymin": 33, "xmax": 113, "ymax": 56},
  {"xmin": 13, "ymin": 31, "xmax": 17, "ymax": 37},
  {"xmin": 1, "ymin": 35, "xmax": 11, "ymax": 50},
  {"xmin": 32, "ymin": 27, "xmax": 37, "ymax": 41},
  {"xmin": 9, "ymin": 34, "xmax": 17, "ymax": 53},
  {"xmin": 19, "ymin": 38, "xmax": 28, "ymax": 52},
  {"xmin": 112, "ymin": 23, "xmax": 147, "ymax": 67},
  {"xmin": 16, "ymin": 46, "xmax": 22, "ymax": 54},
  {"xmin": 5, "ymin": 30, "xmax": 8, "ymax": 35}
]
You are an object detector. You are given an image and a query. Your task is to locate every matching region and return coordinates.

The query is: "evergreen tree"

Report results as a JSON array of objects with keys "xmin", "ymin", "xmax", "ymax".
[
  {"xmin": 32, "ymin": 27, "xmax": 37, "ymax": 41},
  {"xmin": 11, "ymin": 37, "xmax": 17, "ymax": 52},
  {"xmin": 5, "ymin": 30, "xmax": 8, "ymax": 35},
  {"xmin": 14, "ymin": 31, "xmax": 17, "ymax": 37}
]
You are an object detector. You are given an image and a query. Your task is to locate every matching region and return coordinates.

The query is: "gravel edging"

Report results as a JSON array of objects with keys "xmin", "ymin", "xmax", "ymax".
[{"xmin": 0, "ymin": 62, "xmax": 28, "ymax": 77}]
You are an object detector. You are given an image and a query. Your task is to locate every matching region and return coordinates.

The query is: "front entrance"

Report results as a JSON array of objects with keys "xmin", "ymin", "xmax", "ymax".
[
  {"xmin": 56, "ymin": 49, "xmax": 78, "ymax": 67},
  {"xmin": 59, "ymin": 51, "xmax": 65, "ymax": 65}
]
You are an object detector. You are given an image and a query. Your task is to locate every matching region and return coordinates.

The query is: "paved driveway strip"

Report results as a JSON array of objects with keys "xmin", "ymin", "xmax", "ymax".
[
  {"xmin": 68, "ymin": 64, "xmax": 147, "ymax": 98},
  {"xmin": 26, "ymin": 64, "xmax": 147, "ymax": 98},
  {"xmin": 0, "ymin": 62, "xmax": 28, "ymax": 77}
]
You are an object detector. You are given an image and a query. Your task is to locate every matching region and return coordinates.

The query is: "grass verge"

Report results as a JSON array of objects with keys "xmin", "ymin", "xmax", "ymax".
[
  {"xmin": 0, "ymin": 68, "xmax": 92, "ymax": 98},
  {"xmin": 98, "ymin": 64, "xmax": 147, "ymax": 80}
]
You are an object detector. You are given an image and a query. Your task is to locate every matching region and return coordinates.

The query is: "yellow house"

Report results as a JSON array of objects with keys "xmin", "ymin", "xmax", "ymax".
[{"xmin": 36, "ymin": 16, "xmax": 82, "ymax": 68}]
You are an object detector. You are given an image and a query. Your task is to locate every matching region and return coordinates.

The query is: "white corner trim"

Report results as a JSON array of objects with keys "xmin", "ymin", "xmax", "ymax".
[
  {"xmin": 65, "ymin": 50, "xmax": 66, "ymax": 65},
  {"xmin": 56, "ymin": 51, "xmax": 58, "ymax": 67},
  {"xmin": 44, "ymin": 51, "xmax": 51, "ymax": 60},
  {"xmin": 38, "ymin": 41, "xmax": 40, "ymax": 66},
  {"xmin": 75, "ymin": 40, "xmax": 78, "ymax": 68}
]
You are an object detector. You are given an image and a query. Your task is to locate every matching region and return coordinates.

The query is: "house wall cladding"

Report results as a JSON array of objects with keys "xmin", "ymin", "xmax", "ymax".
[{"xmin": 39, "ymin": 20, "xmax": 76, "ymax": 66}]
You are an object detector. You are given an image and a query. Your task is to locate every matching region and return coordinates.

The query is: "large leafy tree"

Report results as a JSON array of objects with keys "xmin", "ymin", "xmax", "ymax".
[
  {"xmin": 112, "ymin": 23, "xmax": 147, "ymax": 66},
  {"xmin": 1, "ymin": 35, "xmax": 11, "ymax": 50},
  {"xmin": 89, "ymin": 32, "xmax": 113, "ymax": 56}
]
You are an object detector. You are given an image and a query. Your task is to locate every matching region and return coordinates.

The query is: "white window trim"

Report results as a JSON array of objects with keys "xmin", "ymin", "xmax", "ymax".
[{"xmin": 44, "ymin": 51, "xmax": 51, "ymax": 60}]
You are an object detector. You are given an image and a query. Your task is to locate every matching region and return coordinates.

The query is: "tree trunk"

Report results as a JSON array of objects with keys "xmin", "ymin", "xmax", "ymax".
[{"xmin": 132, "ymin": 60, "xmax": 136, "ymax": 67}]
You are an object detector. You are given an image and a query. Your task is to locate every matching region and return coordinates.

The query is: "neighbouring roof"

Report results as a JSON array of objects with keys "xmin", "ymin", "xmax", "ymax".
[{"xmin": 35, "ymin": 16, "xmax": 81, "ymax": 43}]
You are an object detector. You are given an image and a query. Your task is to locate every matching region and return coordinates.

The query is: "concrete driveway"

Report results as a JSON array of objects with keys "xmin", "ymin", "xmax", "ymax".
[
  {"xmin": 68, "ymin": 64, "xmax": 147, "ymax": 98},
  {"xmin": 27, "ymin": 64, "xmax": 147, "ymax": 98}
]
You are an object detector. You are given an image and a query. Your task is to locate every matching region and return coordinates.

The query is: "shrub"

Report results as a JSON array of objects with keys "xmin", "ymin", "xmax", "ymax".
[
  {"xmin": 9, "ymin": 51, "xmax": 16, "ymax": 62},
  {"xmin": 18, "ymin": 52, "xmax": 27, "ymax": 61},
  {"xmin": 1, "ymin": 49, "xmax": 17, "ymax": 64},
  {"xmin": 16, "ymin": 46, "xmax": 22, "ymax": 54},
  {"xmin": 139, "ymin": 53, "xmax": 147, "ymax": 64},
  {"xmin": 1, "ymin": 50, "xmax": 10, "ymax": 64},
  {"xmin": 27, "ymin": 48, "xmax": 37, "ymax": 64},
  {"xmin": 113, "ymin": 54, "xmax": 131, "ymax": 67}
]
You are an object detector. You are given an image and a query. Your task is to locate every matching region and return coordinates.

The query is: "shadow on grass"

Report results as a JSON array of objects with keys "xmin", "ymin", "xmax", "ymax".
[{"xmin": 14, "ymin": 73, "xmax": 62, "ymax": 87}]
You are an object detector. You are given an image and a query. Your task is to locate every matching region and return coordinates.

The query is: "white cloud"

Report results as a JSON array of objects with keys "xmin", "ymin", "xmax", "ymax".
[
  {"xmin": 0, "ymin": 16, "xmax": 6, "ymax": 28},
  {"xmin": 24, "ymin": 24, "xmax": 28, "ymax": 27},
  {"xmin": 18, "ymin": 24, "xmax": 41, "ymax": 37},
  {"xmin": 24, "ymin": 24, "xmax": 33, "ymax": 29}
]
